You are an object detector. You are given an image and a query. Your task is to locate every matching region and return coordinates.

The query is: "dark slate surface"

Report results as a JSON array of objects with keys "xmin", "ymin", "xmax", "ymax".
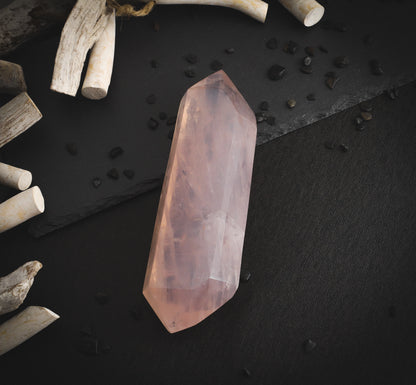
[
  {"xmin": 1, "ymin": 0, "xmax": 416, "ymax": 236},
  {"xmin": 1, "ymin": 81, "xmax": 415, "ymax": 385}
]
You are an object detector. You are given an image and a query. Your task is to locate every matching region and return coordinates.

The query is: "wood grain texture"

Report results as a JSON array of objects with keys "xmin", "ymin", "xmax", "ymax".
[
  {"xmin": 0, "ymin": 60, "xmax": 27, "ymax": 95},
  {"xmin": 0, "ymin": 92, "xmax": 42, "ymax": 148}
]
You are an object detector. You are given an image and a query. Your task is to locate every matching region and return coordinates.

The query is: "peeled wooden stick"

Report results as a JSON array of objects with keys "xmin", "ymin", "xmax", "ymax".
[
  {"xmin": 0, "ymin": 92, "xmax": 42, "ymax": 149},
  {"xmin": 51, "ymin": 0, "xmax": 112, "ymax": 96},
  {"xmin": 0, "ymin": 261, "xmax": 42, "ymax": 316},
  {"xmin": 0, "ymin": 186, "xmax": 45, "ymax": 234},
  {"xmin": 0, "ymin": 60, "xmax": 27, "ymax": 95},
  {"xmin": 81, "ymin": 10, "xmax": 116, "ymax": 100},
  {"xmin": 0, "ymin": 306, "xmax": 59, "ymax": 356},
  {"xmin": 153, "ymin": 0, "xmax": 268, "ymax": 23},
  {"xmin": 0, "ymin": 162, "xmax": 32, "ymax": 191},
  {"xmin": 278, "ymin": 0, "xmax": 324, "ymax": 27}
]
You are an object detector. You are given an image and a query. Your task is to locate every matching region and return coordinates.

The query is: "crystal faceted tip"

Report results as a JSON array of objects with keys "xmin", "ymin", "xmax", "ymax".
[{"xmin": 143, "ymin": 71, "xmax": 257, "ymax": 333}]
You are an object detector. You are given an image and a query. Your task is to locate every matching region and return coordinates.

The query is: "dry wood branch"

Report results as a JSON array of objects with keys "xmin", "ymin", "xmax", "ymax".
[{"xmin": 0, "ymin": 162, "xmax": 32, "ymax": 190}]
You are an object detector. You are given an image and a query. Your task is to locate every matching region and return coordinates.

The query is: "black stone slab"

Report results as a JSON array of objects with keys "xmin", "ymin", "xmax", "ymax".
[{"xmin": 1, "ymin": 0, "xmax": 415, "ymax": 236}]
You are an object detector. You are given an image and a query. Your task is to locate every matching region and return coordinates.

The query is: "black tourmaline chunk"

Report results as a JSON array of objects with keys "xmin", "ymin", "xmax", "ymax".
[{"xmin": 268, "ymin": 64, "xmax": 286, "ymax": 81}]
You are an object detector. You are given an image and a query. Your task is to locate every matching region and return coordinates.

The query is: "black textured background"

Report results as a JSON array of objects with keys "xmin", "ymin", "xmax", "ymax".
[
  {"xmin": 1, "ymin": 81, "xmax": 416, "ymax": 384},
  {"xmin": 1, "ymin": 0, "xmax": 416, "ymax": 235}
]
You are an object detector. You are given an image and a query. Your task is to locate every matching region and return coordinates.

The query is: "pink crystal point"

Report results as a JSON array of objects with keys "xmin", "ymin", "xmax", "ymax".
[{"xmin": 143, "ymin": 70, "xmax": 257, "ymax": 333}]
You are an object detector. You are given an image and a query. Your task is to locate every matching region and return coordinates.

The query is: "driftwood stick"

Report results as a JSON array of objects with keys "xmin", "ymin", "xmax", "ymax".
[
  {"xmin": 0, "ymin": 186, "xmax": 45, "ymax": 234},
  {"xmin": 0, "ymin": 92, "xmax": 42, "ymax": 149},
  {"xmin": 0, "ymin": 162, "xmax": 32, "ymax": 191},
  {"xmin": 0, "ymin": 261, "xmax": 42, "ymax": 316},
  {"xmin": 0, "ymin": 306, "xmax": 59, "ymax": 356},
  {"xmin": 81, "ymin": 10, "xmax": 116, "ymax": 100},
  {"xmin": 278, "ymin": 0, "xmax": 324, "ymax": 26},
  {"xmin": 0, "ymin": 0, "xmax": 75, "ymax": 57},
  {"xmin": 51, "ymin": 0, "xmax": 112, "ymax": 96},
  {"xmin": 0, "ymin": 60, "xmax": 27, "ymax": 95}
]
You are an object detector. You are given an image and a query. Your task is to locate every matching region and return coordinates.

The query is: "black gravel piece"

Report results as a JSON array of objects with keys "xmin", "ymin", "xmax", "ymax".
[
  {"xmin": 107, "ymin": 168, "xmax": 119, "ymax": 180},
  {"xmin": 300, "ymin": 66, "xmax": 313, "ymax": 74},
  {"xmin": 306, "ymin": 93, "xmax": 316, "ymax": 101},
  {"xmin": 150, "ymin": 59, "xmax": 158, "ymax": 68},
  {"xmin": 123, "ymin": 169, "xmax": 135, "ymax": 179},
  {"xmin": 185, "ymin": 53, "xmax": 198, "ymax": 64},
  {"xmin": 303, "ymin": 56, "xmax": 312, "ymax": 66},
  {"xmin": 385, "ymin": 88, "xmax": 399, "ymax": 100},
  {"xmin": 354, "ymin": 116, "xmax": 364, "ymax": 126},
  {"xmin": 326, "ymin": 76, "xmax": 340, "ymax": 89},
  {"xmin": 319, "ymin": 45, "xmax": 328, "ymax": 53},
  {"xmin": 159, "ymin": 112, "xmax": 167, "ymax": 120},
  {"xmin": 283, "ymin": 40, "xmax": 298, "ymax": 54},
  {"xmin": 210, "ymin": 60, "xmax": 223, "ymax": 71},
  {"xmin": 255, "ymin": 112, "xmax": 266, "ymax": 123},
  {"xmin": 259, "ymin": 101, "xmax": 269, "ymax": 111},
  {"xmin": 78, "ymin": 336, "xmax": 99, "ymax": 356},
  {"xmin": 92, "ymin": 177, "xmax": 102, "ymax": 188},
  {"xmin": 166, "ymin": 116, "xmax": 177, "ymax": 126},
  {"xmin": 240, "ymin": 271, "xmax": 251, "ymax": 282},
  {"xmin": 146, "ymin": 94, "xmax": 157, "ymax": 104},
  {"xmin": 287, "ymin": 99, "xmax": 296, "ymax": 109},
  {"xmin": 148, "ymin": 117, "xmax": 159, "ymax": 130},
  {"xmin": 266, "ymin": 37, "xmax": 278, "ymax": 49},
  {"xmin": 303, "ymin": 339, "xmax": 317, "ymax": 353},
  {"xmin": 304, "ymin": 46, "xmax": 315, "ymax": 56},
  {"xmin": 339, "ymin": 143, "xmax": 349, "ymax": 152},
  {"xmin": 65, "ymin": 142, "xmax": 78, "ymax": 156},
  {"xmin": 184, "ymin": 68, "xmax": 196, "ymax": 78},
  {"xmin": 266, "ymin": 116, "xmax": 276, "ymax": 126},
  {"xmin": 95, "ymin": 292, "xmax": 109, "ymax": 305},
  {"xmin": 268, "ymin": 64, "xmax": 286, "ymax": 81},
  {"xmin": 360, "ymin": 111, "xmax": 373, "ymax": 121},
  {"xmin": 324, "ymin": 141, "xmax": 335, "ymax": 150},
  {"xmin": 168, "ymin": 128, "xmax": 175, "ymax": 140},
  {"xmin": 225, "ymin": 47, "xmax": 235, "ymax": 54},
  {"xmin": 370, "ymin": 59, "xmax": 383, "ymax": 75},
  {"xmin": 243, "ymin": 368, "xmax": 252, "ymax": 378},
  {"xmin": 109, "ymin": 146, "xmax": 123, "ymax": 159},
  {"xmin": 334, "ymin": 56, "xmax": 350, "ymax": 68},
  {"xmin": 356, "ymin": 123, "xmax": 365, "ymax": 132},
  {"xmin": 359, "ymin": 102, "xmax": 373, "ymax": 112}
]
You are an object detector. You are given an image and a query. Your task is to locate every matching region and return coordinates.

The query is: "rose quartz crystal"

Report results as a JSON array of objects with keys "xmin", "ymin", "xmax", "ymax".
[{"xmin": 143, "ymin": 70, "xmax": 257, "ymax": 333}]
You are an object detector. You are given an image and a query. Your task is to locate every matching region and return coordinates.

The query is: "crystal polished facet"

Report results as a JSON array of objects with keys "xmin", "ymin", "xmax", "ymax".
[{"xmin": 143, "ymin": 71, "xmax": 257, "ymax": 333}]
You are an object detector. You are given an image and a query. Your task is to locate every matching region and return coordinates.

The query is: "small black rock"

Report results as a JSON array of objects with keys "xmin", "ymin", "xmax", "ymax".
[
  {"xmin": 123, "ymin": 169, "xmax": 135, "ymax": 179},
  {"xmin": 243, "ymin": 368, "xmax": 252, "ymax": 378},
  {"xmin": 306, "ymin": 93, "xmax": 316, "ymax": 101},
  {"xmin": 303, "ymin": 339, "xmax": 317, "ymax": 353},
  {"xmin": 354, "ymin": 116, "xmax": 364, "ymax": 126},
  {"xmin": 92, "ymin": 178, "xmax": 102, "ymax": 188},
  {"xmin": 319, "ymin": 45, "xmax": 328, "ymax": 53},
  {"xmin": 305, "ymin": 46, "xmax": 315, "ymax": 56},
  {"xmin": 240, "ymin": 271, "xmax": 251, "ymax": 282},
  {"xmin": 167, "ymin": 116, "xmax": 177, "ymax": 126},
  {"xmin": 359, "ymin": 102, "xmax": 373, "ymax": 112},
  {"xmin": 107, "ymin": 168, "xmax": 119, "ymax": 180},
  {"xmin": 266, "ymin": 37, "xmax": 278, "ymax": 49},
  {"xmin": 360, "ymin": 111, "xmax": 373, "ymax": 121},
  {"xmin": 168, "ymin": 127, "xmax": 175, "ymax": 140},
  {"xmin": 210, "ymin": 60, "xmax": 223, "ymax": 71},
  {"xmin": 185, "ymin": 53, "xmax": 198, "ymax": 64},
  {"xmin": 268, "ymin": 64, "xmax": 286, "ymax": 81},
  {"xmin": 266, "ymin": 116, "xmax": 276, "ymax": 126},
  {"xmin": 95, "ymin": 292, "xmax": 109, "ymax": 305},
  {"xmin": 225, "ymin": 47, "xmax": 235, "ymax": 54},
  {"xmin": 65, "ymin": 142, "xmax": 78, "ymax": 156},
  {"xmin": 339, "ymin": 143, "xmax": 349, "ymax": 152},
  {"xmin": 283, "ymin": 40, "xmax": 298, "ymax": 54},
  {"xmin": 184, "ymin": 69, "xmax": 196, "ymax": 78},
  {"xmin": 78, "ymin": 336, "xmax": 99, "ymax": 356},
  {"xmin": 287, "ymin": 99, "xmax": 296, "ymax": 109},
  {"xmin": 146, "ymin": 94, "xmax": 157, "ymax": 104},
  {"xmin": 356, "ymin": 123, "xmax": 365, "ymax": 132},
  {"xmin": 159, "ymin": 112, "xmax": 167, "ymax": 120},
  {"xmin": 300, "ymin": 66, "xmax": 313, "ymax": 74},
  {"xmin": 109, "ymin": 146, "xmax": 123, "ymax": 159},
  {"xmin": 386, "ymin": 88, "xmax": 399, "ymax": 100},
  {"xmin": 303, "ymin": 56, "xmax": 312, "ymax": 66},
  {"xmin": 334, "ymin": 56, "xmax": 350, "ymax": 68},
  {"xmin": 369, "ymin": 59, "xmax": 383, "ymax": 75},
  {"xmin": 326, "ymin": 76, "xmax": 339, "ymax": 90},
  {"xmin": 255, "ymin": 112, "xmax": 266, "ymax": 123},
  {"xmin": 324, "ymin": 141, "xmax": 335, "ymax": 150},
  {"xmin": 259, "ymin": 101, "xmax": 269, "ymax": 111},
  {"xmin": 148, "ymin": 117, "xmax": 159, "ymax": 130}
]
